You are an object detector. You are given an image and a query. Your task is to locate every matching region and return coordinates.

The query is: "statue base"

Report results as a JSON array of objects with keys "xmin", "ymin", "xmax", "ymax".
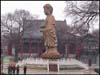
[{"xmin": 41, "ymin": 48, "xmax": 61, "ymax": 59}]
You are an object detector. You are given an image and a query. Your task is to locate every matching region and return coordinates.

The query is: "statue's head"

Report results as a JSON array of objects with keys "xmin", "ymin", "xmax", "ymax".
[{"xmin": 43, "ymin": 4, "xmax": 53, "ymax": 15}]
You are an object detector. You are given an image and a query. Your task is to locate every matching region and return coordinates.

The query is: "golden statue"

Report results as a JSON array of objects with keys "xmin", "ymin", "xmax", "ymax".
[{"xmin": 40, "ymin": 4, "xmax": 60, "ymax": 59}]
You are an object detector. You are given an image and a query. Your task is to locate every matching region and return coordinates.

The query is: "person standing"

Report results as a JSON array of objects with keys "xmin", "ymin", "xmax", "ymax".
[
  {"xmin": 23, "ymin": 65, "xmax": 27, "ymax": 75},
  {"xmin": 8, "ymin": 64, "xmax": 12, "ymax": 74},
  {"xmin": 12, "ymin": 65, "xmax": 16, "ymax": 75},
  {"xmin": 88, "ymin": 58, "xmax": 92, "ymax": 67},
  {"xmin": 16, "ymin": 65, "xmax": 19, "ymax": 75},
  {"xmin": 88, "ymin": 58, "xmax": 92, "ymax": 74}
]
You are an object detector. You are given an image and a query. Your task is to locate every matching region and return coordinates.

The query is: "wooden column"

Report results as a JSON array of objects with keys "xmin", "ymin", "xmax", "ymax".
[
  {"xmin": 75, "ymin": 47, "xmax": 80, "ymax": 59},
  {"xmin": 67, "ymin": 46, "xmax": 70, "ymax": 58},
  {"xmin": 37, "ymin": 40, "xmax": 40, "ymax": 56},
  {"xmin": 75, "ymin": 43, "xmax": 83, "ymax": 58},
  {"xmin": 20, "ymin": 40, "xmax": 23, "ymax": 55},
  {"xmin": 29, "ymin": 38, "xmax": 32, "ymax": 56},
  {"xmin": 7, "ymin": 45, "xmax": 11, "ymax": 56}
]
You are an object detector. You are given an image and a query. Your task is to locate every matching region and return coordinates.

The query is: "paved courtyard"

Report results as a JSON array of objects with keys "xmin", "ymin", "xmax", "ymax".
[
  {"xmin": 1, "ymin": 58, "xmax": 99, "ymax": 74},
  {"xmin": 2, "ymin": 66, "xmax": 98, "ymax": 74}
]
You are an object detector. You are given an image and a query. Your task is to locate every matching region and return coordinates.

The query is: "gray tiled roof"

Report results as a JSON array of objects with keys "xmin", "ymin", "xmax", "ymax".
[{"xmin": 22, "ymin": 19, "xmax": 67, "ymax": 39}]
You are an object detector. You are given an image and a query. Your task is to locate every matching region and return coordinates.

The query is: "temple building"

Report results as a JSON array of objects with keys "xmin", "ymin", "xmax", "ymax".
[
  {"xmin": 5, "ymin": 19, "xmax": 99, "ymax": 64},
  {"xmin": 19, "ymin": 19, "xmax": 67, "ymax": 57}
]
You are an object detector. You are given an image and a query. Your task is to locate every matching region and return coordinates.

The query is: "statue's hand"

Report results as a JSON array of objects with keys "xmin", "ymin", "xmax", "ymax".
[
  {"xmin": 40, "ymin": 29, "xmax": 45, "ymax": 32},
  {"xmin": 40, "ymin": 27, "xmax": 51, "ymax": 32},
  {"xmin": 40, "ymin": 25, "xmax": 45, "ymax": 28}
]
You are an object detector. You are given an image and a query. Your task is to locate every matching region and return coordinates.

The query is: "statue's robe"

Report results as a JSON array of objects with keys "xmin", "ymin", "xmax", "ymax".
[
  {"xmin": 41, "ymin": 15, "xmax": 60, "ymax": 59},
  {"xmin": 43, "ymin": 15, "xmax": 57, "ymax": 48}
]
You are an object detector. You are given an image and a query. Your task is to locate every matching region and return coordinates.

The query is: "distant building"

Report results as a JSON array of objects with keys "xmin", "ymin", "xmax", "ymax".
[
  {"xmin": 5, "ymin": 19, "xmax": 99, "ymax": 65},
  {"xmin": 79, "ymin": 33, "xmax": 99, "ymax": 64}
]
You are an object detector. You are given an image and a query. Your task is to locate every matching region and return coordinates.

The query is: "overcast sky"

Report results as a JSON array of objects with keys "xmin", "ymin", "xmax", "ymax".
[
  {"xmin": 1, "ymin": 1, "xmax": 66, "ymax": 20},
  {"xmin": 1, "ymin": 1, "xmax": 99, "ymax": 30}
]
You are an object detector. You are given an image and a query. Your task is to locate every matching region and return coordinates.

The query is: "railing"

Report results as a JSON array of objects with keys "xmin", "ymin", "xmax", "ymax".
[{"xmin": 16, "ymin": 58, "xmax": 90, "ymax": 72}]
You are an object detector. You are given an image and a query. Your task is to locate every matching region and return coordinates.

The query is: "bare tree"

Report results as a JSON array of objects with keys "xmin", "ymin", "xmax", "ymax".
[
  {"xmin": 1, "ymin": 9, "xmax": 38, "ymax": 56},
  {"xmin": 64, "ymin": 1, "xmax": 99, "ymax": 35}
]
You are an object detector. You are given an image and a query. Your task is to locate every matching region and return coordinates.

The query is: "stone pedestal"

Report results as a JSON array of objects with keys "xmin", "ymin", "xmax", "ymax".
[
  {"xmin": 69, "ymin": 54, "xmax": 76, "ymax": 58},
  {"xmin": 41, "ymin": 48, "xmax": 61, "ymax": 59},
  {"xmin": 49, "ymin": 64, "xmax": 58, "ymax": 72},
  {"xmin": 47, "ymin": 59, "xmax": 59, "ymax": 72}
]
